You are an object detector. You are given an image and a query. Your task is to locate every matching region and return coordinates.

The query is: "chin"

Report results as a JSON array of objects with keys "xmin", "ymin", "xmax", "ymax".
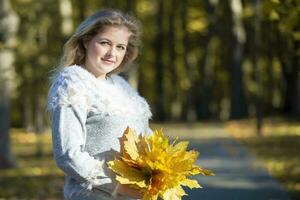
[{"xmin": 98, "ymin": 68, "xmax": 113, "ymax": 74}]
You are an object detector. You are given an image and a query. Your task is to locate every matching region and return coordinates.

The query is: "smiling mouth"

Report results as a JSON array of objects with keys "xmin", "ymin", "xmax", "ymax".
[{"xmin": 101, "ymin": 58, "xmax": 115, "ymax": 64}]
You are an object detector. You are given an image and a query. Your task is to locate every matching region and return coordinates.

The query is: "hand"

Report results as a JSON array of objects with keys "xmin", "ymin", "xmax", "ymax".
[{"xmin": 113, "ymin": 183, "xmax": 143, "ymax": 199}]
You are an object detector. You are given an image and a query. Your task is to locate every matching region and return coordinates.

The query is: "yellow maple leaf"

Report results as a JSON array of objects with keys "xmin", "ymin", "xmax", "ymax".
[
  {"xmin": 107, "ymin": 159, "xmax": 148, "ymax": 188},
  {"xmin": 107, "ymin": 127, "xmax": 214, "ymax": 200},
  {"xmin": 119, "ymin": 127, "xmax": 140, "ymax": 161},
  {"xmin": 162, "ymin": 186, "xmax": 187, "ymax": 200}
]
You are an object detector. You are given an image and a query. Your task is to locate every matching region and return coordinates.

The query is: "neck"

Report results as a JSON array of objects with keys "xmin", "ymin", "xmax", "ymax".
[
  {"xmin": 82, "ymin": 63, "xmax": 107, "ymax": 80},
  {"xmin": 97, "ymin": 74, "xmax": 107, "ymax": 80}
]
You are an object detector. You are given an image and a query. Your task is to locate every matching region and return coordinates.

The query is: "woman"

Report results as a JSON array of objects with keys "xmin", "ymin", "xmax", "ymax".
[{"xmin": 47, "ymin": 9, "xmax": 152, "ymax": 200}]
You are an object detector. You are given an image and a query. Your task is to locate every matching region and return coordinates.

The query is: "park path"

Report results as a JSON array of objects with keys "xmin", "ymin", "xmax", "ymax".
[{"xmin": 173, "ymin": 125, "xmax": 292, "ymax": 200}]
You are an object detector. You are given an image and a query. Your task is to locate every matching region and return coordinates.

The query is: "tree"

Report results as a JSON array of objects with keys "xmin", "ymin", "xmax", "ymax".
[
  {"xmin": 196, "ymin": 1, "xmax": 218, "ymax": 120},
  {"xmin": 253, "ymin": 0, "xmax": 263, "ymax": 136},
  {"xmin": 125, "ymin": 0, "xmax": 139, "ymax": 90},
  {"xmin": 179, "ymin": 0, "xmax": 197, "ymax": 121},
  {"xmin": 167, "ymin": 0, "xmax": 180, "ymax": 120},
  {"xmin": 229, "ymin": 0, "xmax": 248, "ymax": 119},
  {"xmin": 153, "ymin": 0, "xmax": 166, "ymax": 121},
  {"xmin": 0, "ymin": 0, "xmax": 19, "ymax": 168}
]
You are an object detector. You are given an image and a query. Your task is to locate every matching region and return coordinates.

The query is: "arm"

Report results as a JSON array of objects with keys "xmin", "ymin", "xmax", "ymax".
[
  {"xmin": 51, "ymin": 98, "xmax": 144, "ymax": 198},
  {"xmin": 112, "ymin": 183, "xmax": 143, "ymax": 199},
  {"xmin": 48, "ymin": 67, "xmax": 110, "ymax": 190},
  {"xmin": 51, "ymin": 104, "xmax": 109, "ymax": 189}
]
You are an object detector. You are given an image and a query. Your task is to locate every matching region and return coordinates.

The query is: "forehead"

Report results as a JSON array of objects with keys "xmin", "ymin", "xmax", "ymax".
[{"xmin": 96, "ymin": 25, "xmax": 131, "ymax": 44}]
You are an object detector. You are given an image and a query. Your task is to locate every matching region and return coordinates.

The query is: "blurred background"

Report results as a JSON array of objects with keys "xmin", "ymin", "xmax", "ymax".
[{"xmin": 0, "ymin": 0, "xmax": 299, "ymax": 199}]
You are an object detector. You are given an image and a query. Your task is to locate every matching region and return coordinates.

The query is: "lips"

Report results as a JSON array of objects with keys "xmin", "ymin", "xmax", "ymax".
[{"xmin": 101, "ymin": 58, "xmax": 115, "ymax": 64}]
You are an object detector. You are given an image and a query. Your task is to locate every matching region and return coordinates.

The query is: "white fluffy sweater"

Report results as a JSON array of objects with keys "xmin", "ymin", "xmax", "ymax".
[{"xmin": 47, "ymin": 65, "xmax": 152, "ymax": 200}]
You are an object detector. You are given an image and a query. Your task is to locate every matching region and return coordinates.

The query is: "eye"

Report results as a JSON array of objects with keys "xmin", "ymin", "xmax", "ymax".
[
  {"xmin": 99, "ymin": 41, "xmax": 110, "ymax": 46},
  {"xmin": 117, "ymin": 45, "xmax": 126, "ymax": 51}
]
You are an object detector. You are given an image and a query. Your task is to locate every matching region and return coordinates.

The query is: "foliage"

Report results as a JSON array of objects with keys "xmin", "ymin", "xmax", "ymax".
[
  {"xmin": 108, "ymin": 127, "xmax": 213, "ymax": 200},
  {"xmin": 3, "ymin": 0, "xmax": 298, "ymax": 128}
]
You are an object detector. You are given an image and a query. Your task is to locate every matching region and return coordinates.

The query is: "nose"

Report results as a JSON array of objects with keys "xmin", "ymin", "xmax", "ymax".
[{"xmin": 105, "ymin": 46, "xmax": 116, "ymax": 57}]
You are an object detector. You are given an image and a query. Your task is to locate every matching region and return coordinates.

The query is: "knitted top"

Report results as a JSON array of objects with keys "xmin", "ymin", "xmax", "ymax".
[{"xmin": 47, "ymin": 65, "xmax": 152, "ymax": 200}]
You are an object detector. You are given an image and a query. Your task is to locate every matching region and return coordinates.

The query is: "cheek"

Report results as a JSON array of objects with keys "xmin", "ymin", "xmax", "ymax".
[
  {"xmin": 88, "ymin": 43, "xmax": 103, "ymax": 58},
  {"xmin": 118, "ymin": 51, "xmax": 127, "ymax": 61},
  {"xmin": 93, "ymin": 45, "xmax": 104, "ymax": 56}
]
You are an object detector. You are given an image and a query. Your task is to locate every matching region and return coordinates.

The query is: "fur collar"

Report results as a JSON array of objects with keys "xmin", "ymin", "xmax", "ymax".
[{"xmin": 48, "ymin": 65, "xmax": 152, "ymax": 119}]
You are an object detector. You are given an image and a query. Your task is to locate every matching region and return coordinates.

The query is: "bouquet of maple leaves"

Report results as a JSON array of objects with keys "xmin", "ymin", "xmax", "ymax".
[{"xmin": 107, "ymin": 127, "xmax": 213, "ymax": 200}]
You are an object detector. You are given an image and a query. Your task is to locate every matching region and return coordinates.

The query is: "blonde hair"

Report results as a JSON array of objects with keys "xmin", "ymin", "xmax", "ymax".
[{"xmin": 58, "ymin": 9, "xmax": 141, "ymax": 74}]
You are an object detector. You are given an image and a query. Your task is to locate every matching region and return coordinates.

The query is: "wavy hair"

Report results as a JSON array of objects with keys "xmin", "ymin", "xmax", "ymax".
[{"xmin": 57, "ymin": 9, "xmax": 141, "ymax": 74}]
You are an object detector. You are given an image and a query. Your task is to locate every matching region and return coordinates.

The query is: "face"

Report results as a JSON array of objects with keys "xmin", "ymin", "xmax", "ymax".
[{"xmin": 84, "ymin": 25, "xmax": 131, "ymax": 79}]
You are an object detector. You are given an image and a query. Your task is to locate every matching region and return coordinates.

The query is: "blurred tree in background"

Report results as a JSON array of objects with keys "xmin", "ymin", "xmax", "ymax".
[
  {"xmin": 2, "ymin": 0, "xmax": 298, "ymax": 132},
  {"xmin": 0, "ymin": 1, "xmax": 299, "ymax": 199},
  {"xmin": 0, "ymin": 0, "xmax": 19, "ymax": 168}
]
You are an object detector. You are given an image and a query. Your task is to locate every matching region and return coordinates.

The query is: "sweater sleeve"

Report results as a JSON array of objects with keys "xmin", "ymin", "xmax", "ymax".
[{"xmin": 47, "ymin": 67, "xmax": 110, "ymax": 190}]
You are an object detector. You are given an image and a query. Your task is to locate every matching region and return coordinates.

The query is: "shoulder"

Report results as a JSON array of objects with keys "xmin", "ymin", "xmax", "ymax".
[
  {"xmin": 56, "ymin": 65, "xmax": 94, "ymax": 82},
  {"xmin": 47, "ymin": 65, "xmax": 94, "ymax": 111},
  {"xmin": 49, "ymin": 65, "xmax": 93, "ymax": 93}
]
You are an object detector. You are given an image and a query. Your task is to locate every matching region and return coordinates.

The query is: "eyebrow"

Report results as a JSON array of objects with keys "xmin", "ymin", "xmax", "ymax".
[{"xmin": 98, "ymin": 37, "xmax": 128, "ymax": 46}]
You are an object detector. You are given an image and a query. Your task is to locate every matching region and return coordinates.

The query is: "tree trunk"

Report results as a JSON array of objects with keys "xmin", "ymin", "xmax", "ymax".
[
  {"xmin": 34, "ymin": 93, "xmax": 44, "ymax": 156},
  {"xmin": 125, "ymin": 0, "xmax": 139, "ymax": 90},
  {"xmin": 0, "ymin": 0, "xmax": 19, "ymax": 168},
  {"xmin": 283, "ymin": 40, "xmax": 300, "ymax": 118},
  {"xmin": 254, "ymin": 0, "xmax": 263, "ymax": 136},
  {"xmin": 168, "ymin": 0, "xmax": 181, "ymax": 120},
  {"xmin": 34, "ymin": 94, "xmax": 45, "ymax": 134},
  {"xmin": 295, "ymin": 41, "xmax": 300, "ymax": 118},
  {"xmin": 102, "ymin": 0, "xmax": 116, "ymax": 8},
  {"xmin": 59, "ymin": 0, "xmax": 73, "ymax": 36},
  {"xmin": 197, "ymin": 38, "xmax": 216, "ymax": 119},
  {"xmin": 154, "ymin": 0, "xmax": 166, "ymax": 121},
  {"xmin": 24, "ymin": 90, "xmax": 34, "ymax": 132},
  {"xmin": 196, "ymin": 1, "xmax": 218, "ymax": 120},
  {"xmin": 77, "ymin": 0, "xmax": 86, "ymax": 21},
  {"xmin": 126, "ymin": 0, "xmax": 136, "ymax": 12},
  {"xmin": 229, "ymin": 0, "xmax": 248, "ymax": 119},
  {"xmin": 179, "ymin": 0, "xmax": 197, "ymax": 121}
]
